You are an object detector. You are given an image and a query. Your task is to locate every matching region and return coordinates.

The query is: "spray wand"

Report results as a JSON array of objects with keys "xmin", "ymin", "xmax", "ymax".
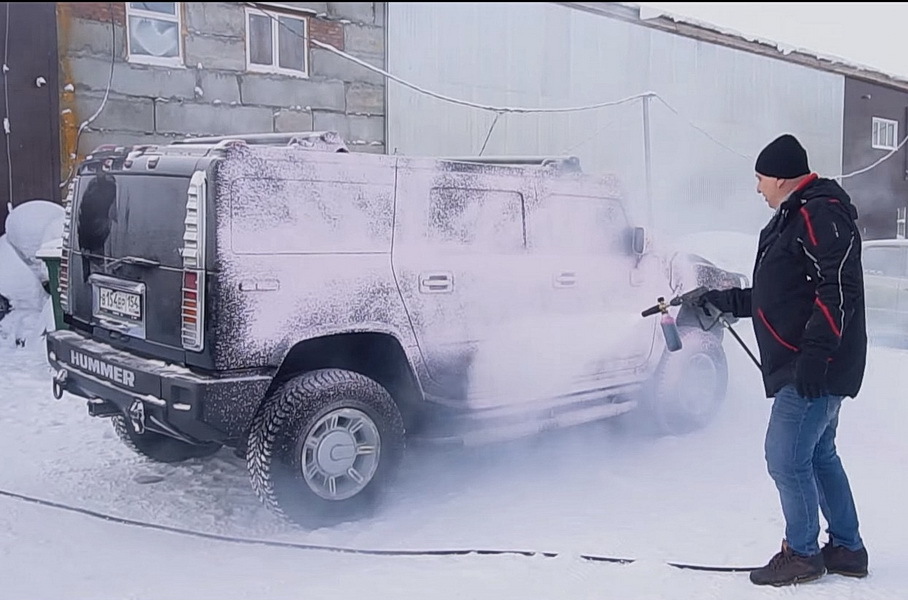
[{"xmin": 641, "ymin": 286, "xmax": 762, "ymax": 371}]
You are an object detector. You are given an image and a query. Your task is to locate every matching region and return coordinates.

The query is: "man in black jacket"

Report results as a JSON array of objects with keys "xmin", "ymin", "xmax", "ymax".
[{"xmin": 701, "ymin": 134, "xmax": 868, "ymax": 586}]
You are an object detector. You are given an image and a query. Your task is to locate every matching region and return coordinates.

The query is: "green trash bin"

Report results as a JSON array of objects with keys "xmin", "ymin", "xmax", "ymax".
[{"xmin": 36, "ymin": 239, "xmax": 67, "ymax": 331}]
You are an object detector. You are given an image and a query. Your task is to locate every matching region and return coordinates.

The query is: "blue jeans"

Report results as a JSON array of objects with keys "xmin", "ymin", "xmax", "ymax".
[{"xmin": 764, "ymin": 384, "xmax": 864, "ymax": 556}]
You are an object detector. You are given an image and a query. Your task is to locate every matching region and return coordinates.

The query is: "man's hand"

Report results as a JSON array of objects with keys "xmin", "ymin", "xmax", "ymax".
[
  {"xmin": 698, "ymin": 289, "xmax": 734, "ymax": 315},
  {"xmin": 795, "ymin": 354, "xmax": 829, "ymax": 399}
]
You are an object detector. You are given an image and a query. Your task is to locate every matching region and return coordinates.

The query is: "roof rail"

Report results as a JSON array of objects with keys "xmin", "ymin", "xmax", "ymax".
[
  {"xmin": 440, "ymin": 155, "xmax": 582, "ymax": 170},
  {"xmin": 172, "ymin": 131, "xmax": 349, "ymax": 152}
]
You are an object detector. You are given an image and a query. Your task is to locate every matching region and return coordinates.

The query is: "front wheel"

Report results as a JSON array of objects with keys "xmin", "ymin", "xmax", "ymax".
[
  {"xmin": 641, "ymin": 327, "xmax": 729, "ymax": 435},
  {"xmin": 246, "ymin": 369, "xmax": 406, "ymax": 528}
]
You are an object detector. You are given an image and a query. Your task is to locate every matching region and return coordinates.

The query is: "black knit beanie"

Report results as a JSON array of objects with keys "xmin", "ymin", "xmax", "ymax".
[{"xmin": 755, "ymin": 134, "xmax": 810, "ymax": 178}]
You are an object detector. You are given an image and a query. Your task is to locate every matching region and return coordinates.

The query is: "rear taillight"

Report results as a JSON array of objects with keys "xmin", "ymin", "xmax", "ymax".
[
  {"xmin": 59, "ymin": 180, "xmax": 76, "ymax": 312},
  {"xmin": 180, "ymin": 171, "xmax": 207, "ymax": 351},
  {"xmin": 181, "ymin": 270, "xmax": 200, "ymax": 340}
]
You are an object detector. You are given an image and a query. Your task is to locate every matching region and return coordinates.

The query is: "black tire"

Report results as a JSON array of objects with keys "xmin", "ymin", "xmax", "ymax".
[
  {"xmin": 112, "ymin": 415, "xmax": 223, "ymax": 463},
  {"xmin": 246, "ymin": 369, "xmax": 406, "ymax": 529},
  {"xmin": 641, "ymin": 327, "xmax": 729, "ymax": 435}
]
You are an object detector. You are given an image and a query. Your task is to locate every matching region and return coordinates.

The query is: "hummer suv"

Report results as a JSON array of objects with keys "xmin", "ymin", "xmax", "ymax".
[{"xmin": 46, "ymin": 131, "xmax": 745, "ymax": 527}]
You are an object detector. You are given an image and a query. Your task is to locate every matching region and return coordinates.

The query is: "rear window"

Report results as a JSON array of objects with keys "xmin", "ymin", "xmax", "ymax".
[
  {"xmin": 73, "ymin": 172, "xmax": 190, "ymax": 268},
  {"xmin": 528, "ymin": 195, "xmax": 628, "ymax": 255},
  {"xmin": 229, "ymin": 177, "xmax": 393, "ymax": 254},
  {"xmin": 428, "ymin": 187, "xmax": 525, "ymax": 253}
]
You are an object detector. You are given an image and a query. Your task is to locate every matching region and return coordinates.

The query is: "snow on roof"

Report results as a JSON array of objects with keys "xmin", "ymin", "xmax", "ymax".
[{"xmin": 560, "ymin": 2, "xmax": 908, "ymax": 91}]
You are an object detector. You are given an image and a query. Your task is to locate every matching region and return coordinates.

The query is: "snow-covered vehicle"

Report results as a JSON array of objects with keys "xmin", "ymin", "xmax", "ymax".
[
  {"xmin": 861, "ymin": 238, "xmax": 908, "ymax": 347},
  {"xmin": 46, "ymin": 132, "xmax": 747, "ymax": 527}
]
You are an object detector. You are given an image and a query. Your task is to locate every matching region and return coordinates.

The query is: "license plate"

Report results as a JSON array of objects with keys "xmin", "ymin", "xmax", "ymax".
[{"xmin": 98, "ymin": 287, "xmax": 142, "ymax": 320}]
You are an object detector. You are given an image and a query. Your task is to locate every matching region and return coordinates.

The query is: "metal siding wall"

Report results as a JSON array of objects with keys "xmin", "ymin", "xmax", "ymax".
[{"xmin": 386, "ymin": 3, "xmax": 845, "ymax": 239}]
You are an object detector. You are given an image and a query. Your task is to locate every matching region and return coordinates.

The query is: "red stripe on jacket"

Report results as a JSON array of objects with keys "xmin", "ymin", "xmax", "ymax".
[
  {"xmin": 758, "ymin": 308, "xmax": 799, "ymax": 352},
  {"xmin": 814, "ymin": 297, "xmax": 842, "ymax": 337}
]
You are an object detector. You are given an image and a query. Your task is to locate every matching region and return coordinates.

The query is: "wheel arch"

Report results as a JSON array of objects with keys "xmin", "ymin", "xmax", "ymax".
[{"xmin": 261, "ymin": 331, "xmax": 426, "ymax": 433}]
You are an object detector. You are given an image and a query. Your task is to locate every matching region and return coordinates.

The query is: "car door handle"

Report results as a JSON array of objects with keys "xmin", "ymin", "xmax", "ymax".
[
  {"xmin": 553, "ymin": 271, "xmax": 576, "ymax": 288},
  {"xmin": 239, "ymin": 278, "xmax": 281, "ymax": 292},
  {"xmin": 419, "ymin": 272, "xmax": 454, "ymax": 294}
]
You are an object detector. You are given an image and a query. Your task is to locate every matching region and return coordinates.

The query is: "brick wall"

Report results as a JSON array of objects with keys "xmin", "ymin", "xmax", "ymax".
[
  {"xmin": 57, "ymin": 1, "xmax": 386, "ymax": 177},
  {"xmin": 309, "ymin": 18, "xmax": 345, "ymax": 50},
  {"xmin": 64, "ymin": 2, "xmax": 125, "ymax": 25}
]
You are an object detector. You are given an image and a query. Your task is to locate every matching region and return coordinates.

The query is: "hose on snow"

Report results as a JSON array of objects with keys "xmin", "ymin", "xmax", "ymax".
[{"xmin": 0, "ymin": 488, "xmax": 758, "ymax": 572}]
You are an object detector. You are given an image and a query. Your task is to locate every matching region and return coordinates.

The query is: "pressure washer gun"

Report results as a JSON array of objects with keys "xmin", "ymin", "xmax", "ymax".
[
  {"xmin": 641, "ymin": 286, "xmax": 762, "ymax": 369},
  {"xmin": 640, "ymin": 291, "xmax": 701, "ymax": 353}
]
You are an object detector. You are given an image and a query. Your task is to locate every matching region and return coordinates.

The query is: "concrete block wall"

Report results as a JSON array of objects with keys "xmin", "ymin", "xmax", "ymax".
[{"xmin": 57, "ymin": 1, "xmax": 386, "ymax": 173}]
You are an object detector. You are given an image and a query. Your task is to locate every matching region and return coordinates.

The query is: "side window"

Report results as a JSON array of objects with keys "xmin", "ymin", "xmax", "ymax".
[
  {"xmin": 529, "ymin": 194, "xmax": 628, "ymax": 254},
  {"xmin": 427, "ymin": 188, "xmax": 525, "ymax": 253},
  {"xmin": 125, "ymin": 3, "xmax": 183, "ymax": 67},
  {"xmin": 863, "ymin": 246, "xmax": 907, "ymax": 277},
  {"xmin": 230, "ymin": 178, "xmax": 393, "ymax": 254},
  {"xmin": 872, "ymin": 117, "xmax": 898, "ymax": 151},
  {"xmin": 245, "ymin": 6, "xmax": 309, "ymax": 78}
]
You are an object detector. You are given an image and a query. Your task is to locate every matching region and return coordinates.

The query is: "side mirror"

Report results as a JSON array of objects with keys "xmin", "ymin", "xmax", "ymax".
[{"xmin": 632, "ymin": 226, "xmax": 647, "ymax": 255}]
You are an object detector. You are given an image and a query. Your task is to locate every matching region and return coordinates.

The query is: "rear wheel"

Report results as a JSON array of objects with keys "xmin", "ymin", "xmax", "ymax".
[
  {"xmin": 246, "ymin": 369, "xmax": 406, "ymax": 528},
  {"xmin": 112, "ymin": 415, "xmax": 222, "ymax": 463}
]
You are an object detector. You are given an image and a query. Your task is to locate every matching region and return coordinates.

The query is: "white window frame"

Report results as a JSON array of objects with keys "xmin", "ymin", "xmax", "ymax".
[
  {"xmin": 872, "ymin": 116, "xmax": 898, "ymax": 151},
  {"xmin": 125, "ymin": 2, "xmax": 184, "ymax": 67},
  {"xmin": 244, "ymin": 6, "xmax": 310, "ymax": 79},
  {"xmin": 898, "ymin": 206, "xmax": 907, "ymax": 239}
]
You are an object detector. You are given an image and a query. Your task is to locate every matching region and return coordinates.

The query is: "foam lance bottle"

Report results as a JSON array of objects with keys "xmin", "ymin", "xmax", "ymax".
[{"xmin": 658, "ymin": 297, "xmax": 683, "ymax": 352}]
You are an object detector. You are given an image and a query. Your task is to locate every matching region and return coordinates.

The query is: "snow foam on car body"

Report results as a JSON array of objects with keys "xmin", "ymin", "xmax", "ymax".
[
  {"xmin": 389, "ymin": 155, "xmax": 667, "ymax": 414},
  {"xmin": 209, "ymin": 143, "xmax": 671, "ymax": 429},
  {"xmin": 210, "ymin": 143, "xmax": 422, "ymax": 373}
]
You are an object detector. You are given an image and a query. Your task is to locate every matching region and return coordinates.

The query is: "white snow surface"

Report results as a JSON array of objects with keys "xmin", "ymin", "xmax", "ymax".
[
  {"xmin": 1, "ymin": 229, "xmax": 904, "ymax": 599},
  {"xmin": 0, "ymin": 235, "xmax": 53, "ymax": 347},
  {"xmin": 4, "ymin": 199, "xmax": 65, "ymax": 283},
  {"xmin": 0, "ymin": 235, "xmax": 45, "ymax": 311},
  {"xmin": 0, "ymin": 328, "xmax": 904, "ymax": 598},
  {"xmin": 0, "ymin": 200, "xmax": 64, "ymax": 347}
]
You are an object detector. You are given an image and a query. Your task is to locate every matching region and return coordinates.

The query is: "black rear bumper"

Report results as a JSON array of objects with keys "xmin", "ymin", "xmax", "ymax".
[{"xmin": 46, "ymin": 330, "xmax": 274, "ymax": 445}]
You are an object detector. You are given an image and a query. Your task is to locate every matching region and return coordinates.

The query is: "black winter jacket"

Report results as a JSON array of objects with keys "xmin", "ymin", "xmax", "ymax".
[{"xmin": 716, "ymin": 174, "xmax": 867, "ymax": 398}]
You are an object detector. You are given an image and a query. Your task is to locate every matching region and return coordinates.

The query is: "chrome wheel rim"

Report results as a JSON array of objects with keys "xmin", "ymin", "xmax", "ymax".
[{"xmin": 302, "ymin": 408, "xmax": 381, "ymax": 501}]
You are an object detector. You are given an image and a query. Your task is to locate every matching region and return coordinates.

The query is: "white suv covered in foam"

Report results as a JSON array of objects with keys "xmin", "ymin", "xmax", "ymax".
[{"xmin": 46, "ymin": 132, "xmax": 745, "ymax": 527}]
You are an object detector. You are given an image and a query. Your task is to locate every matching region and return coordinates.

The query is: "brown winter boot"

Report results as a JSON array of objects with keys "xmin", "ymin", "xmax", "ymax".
[
  {"xmin": 749, "ymin": 540, "xmax": 826, "ymax": 586},
  {"xmin": 821, "ymin": 541, "xmax": 869, "ymax": 578}
]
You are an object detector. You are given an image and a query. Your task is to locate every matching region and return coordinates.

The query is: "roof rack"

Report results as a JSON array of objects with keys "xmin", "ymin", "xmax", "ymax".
[
  {"xmin": 440, "ymin": 155, "xmax": 582, "ymax": 170},
  {"xmin": 171, "ymin": 131, "xmax": 349, "ymax": 152}
]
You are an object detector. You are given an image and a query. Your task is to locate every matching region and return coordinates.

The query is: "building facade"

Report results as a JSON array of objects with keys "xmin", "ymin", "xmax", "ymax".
[
  {"xmin": 842, "ymin": 77, "xmax": 908, "ymax": 240},
  {"xmin": 0, "ymin": 2, "xmax": 62, "ymax": 227},
  {"xmin": 3, "ymin": 2, "xmax": 908, "ymax": 242},
  {"xmin": 0, "ymin": 1, "xmax": 386, "ymax": 234},
  {"xmin": 385, "ymin": 2, "xmax": 908, "ymax": 242}
]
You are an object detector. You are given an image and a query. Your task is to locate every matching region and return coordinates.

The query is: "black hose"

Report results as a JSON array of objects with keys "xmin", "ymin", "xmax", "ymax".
[
  {"xmin": 721, "ymin": 317, "xmax": 763, "ymax": 370},
  {"xmin": 0, "ymin": 488, "xmax": 758, "ymax": 572}
]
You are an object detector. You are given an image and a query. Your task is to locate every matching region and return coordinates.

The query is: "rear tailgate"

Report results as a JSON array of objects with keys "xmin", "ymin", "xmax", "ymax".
[{"xmin": 64, "ymin": 164, "xmax": 210, "ymax": 365}]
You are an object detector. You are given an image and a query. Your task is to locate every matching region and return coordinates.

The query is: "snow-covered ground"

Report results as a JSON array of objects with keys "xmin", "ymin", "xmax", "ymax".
[
  {"xmin": 0, "ymin": 215, "xmax": 900, "ymax": 598},
  {"xmin": 1, "ymin": 323, "xmax": 905, "ymax": 599}
]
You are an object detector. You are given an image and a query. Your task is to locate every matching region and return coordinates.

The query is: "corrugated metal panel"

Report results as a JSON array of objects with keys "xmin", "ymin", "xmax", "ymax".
[{"xmin": 386, "ymin": 2, "xmax": 845, "ymax": 238}]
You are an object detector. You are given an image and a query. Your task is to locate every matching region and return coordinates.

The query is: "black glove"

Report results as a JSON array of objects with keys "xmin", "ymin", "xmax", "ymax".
[
  {"xmin": 698, "ymin": 289, "xmax": 734, "ymax": 315},
  {"xmin": 795, "ymin": 354, "xmax": 829, "ymax": 399}
]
